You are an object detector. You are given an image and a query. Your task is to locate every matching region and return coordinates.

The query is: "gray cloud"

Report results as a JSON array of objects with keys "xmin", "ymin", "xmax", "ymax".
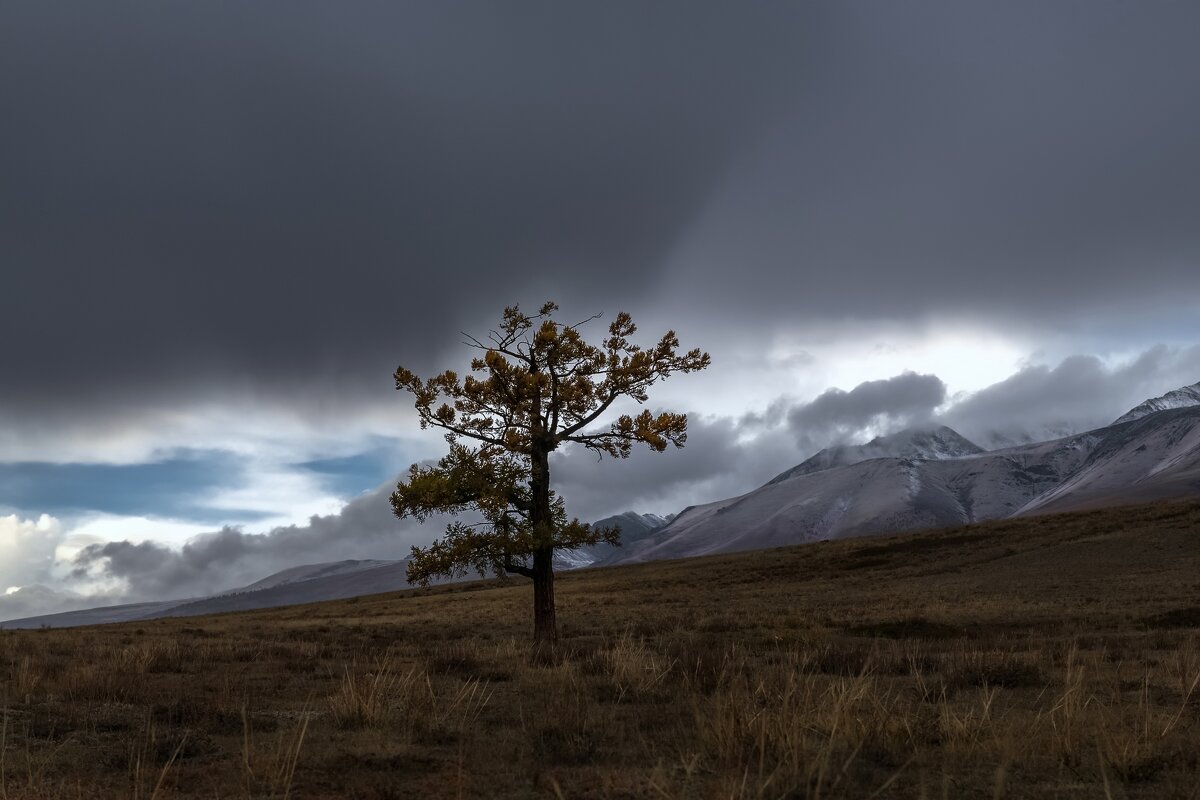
[
  {"xmin": 939, "ymin": 345, "xmax": 1200, "ymax": 448},
  {"xmin": 786, "ymin": 372, "xmax": 947, "ymax": 451},
  {"xmin": 553, "ymin": 412, "xmax": 803, "ymax": 520},
  {"xmin": 69, "ymin": 481, "xmax": 436, "ymax": 600},
  {"xmin": 771, "ymin": 346, "xmax": 1200, "ymax": 455}
]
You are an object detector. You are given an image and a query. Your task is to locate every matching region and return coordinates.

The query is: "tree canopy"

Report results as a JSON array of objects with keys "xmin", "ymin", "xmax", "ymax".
[{"xmin": 391, "ymin": 302, "xmax": 709, "ymax": 640}]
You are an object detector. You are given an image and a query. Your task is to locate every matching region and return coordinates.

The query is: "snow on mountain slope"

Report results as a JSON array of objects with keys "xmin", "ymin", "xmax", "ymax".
[
  {"xmin": 614, "ymin": 405, "xmax": 1200, "ymax": 564},
  {"xmin": 615, "ymin": 447, "xmax": 1072, "ymax": 563},
  {"xmin": 1018, "ymin": 407, "xmax": 1200, "ymax": 514},
  {"xmin": 767, "ymin": 425, "xmax": 983, "ymax": 484},
  {"xmin": 1114, "ymin": 381, "xmax": 1200, "ymax": 424},
  {"xmin": 615, "ymin": 458, "xmax": 933, "ymax": 562}
]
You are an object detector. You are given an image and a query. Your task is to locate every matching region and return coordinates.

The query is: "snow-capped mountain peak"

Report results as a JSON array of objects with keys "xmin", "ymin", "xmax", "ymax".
[
  {"xmin": 1114, "ymin": 381, "xmax": 1200, "ymax": 425},
  {"xmin": 767, "ymin": 425, "xmax": 984, "ymax": 485}
]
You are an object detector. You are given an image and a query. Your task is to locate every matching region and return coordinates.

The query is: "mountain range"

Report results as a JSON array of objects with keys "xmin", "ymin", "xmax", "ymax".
[
  {"xmin": 607, "ymin": 381, "xmax": 1200, "ymax": 564},
  {"xmin": 0, "ymin": 559, "xmax": 417, "ymax": 629},
  {"xmin": 5, "ymin": 380, "xmax": 1199, "ymax": 628}
]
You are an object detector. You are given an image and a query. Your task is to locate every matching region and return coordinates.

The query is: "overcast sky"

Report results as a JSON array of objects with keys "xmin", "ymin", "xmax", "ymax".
[{"xmin": 3, "ymin": 2, "xmax": 1200, "ymax": 617}]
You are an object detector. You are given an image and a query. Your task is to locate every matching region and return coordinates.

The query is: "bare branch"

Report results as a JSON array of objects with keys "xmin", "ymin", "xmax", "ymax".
[
  {"xmin": 502, "ymin": 559, "xmax": 534, "ymax": 579},
  {"xmin": 565, "ymin": 312, "xmax": 603, "ymax": 331},
  {"xmin": 556, "ymin": 390, "xmax": 620, "ymax": 438}
]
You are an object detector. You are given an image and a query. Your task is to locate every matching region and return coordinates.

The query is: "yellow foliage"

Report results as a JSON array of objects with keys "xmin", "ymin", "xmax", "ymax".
[{"xmin": 392, "ymin": 302, "xmax": 708, "ymax": 589}]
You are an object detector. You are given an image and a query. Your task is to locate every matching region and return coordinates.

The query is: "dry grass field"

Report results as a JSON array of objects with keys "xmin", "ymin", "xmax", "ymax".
[{"xmin": 1, "ymin": 501, "xmax": 1199, "ymax": 799}]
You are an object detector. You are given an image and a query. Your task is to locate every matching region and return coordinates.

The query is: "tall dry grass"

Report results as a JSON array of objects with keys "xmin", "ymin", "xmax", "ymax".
[{"xmin": 0, "ymin": 499, "xmax": 1195, "ymax": 797}]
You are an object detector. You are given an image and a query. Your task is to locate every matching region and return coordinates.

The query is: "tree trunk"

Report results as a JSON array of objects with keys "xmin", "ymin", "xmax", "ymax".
[
  {"xmin": 531, "ymin": 546, "xmax": 557, "ymax": 642},
  {"xmin": 528, "ymin": 441, "xmax": 558, "ymax": 643}
]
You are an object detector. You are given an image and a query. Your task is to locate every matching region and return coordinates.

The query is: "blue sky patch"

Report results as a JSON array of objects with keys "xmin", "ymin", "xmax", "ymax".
[
  {"xmin": 294, "ymin": 438, "xmax": 409, "ymax": 498},
  {"xmin": 0, "ymin": 449, "xmax": 268, "ymax": 524}
]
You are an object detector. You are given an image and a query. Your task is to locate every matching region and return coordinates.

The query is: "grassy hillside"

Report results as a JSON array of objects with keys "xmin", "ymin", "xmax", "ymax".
[{"xmin": 1, "ymin": 501, "xmax": 1198, "ymax": 798}]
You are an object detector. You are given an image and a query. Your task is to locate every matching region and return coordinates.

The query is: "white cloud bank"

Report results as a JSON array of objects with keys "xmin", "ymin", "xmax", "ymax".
[{"xmin": 0, "ymin": 513, "xmax": 61, "ymax": 590}]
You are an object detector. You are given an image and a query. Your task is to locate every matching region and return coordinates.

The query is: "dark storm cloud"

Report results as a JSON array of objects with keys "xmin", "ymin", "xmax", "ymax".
[
  {"xmin": 660, "ymin": 2, "xmax": 1200, "ymax": 326},
  {"xmin": 938, "ymin": 345, "xmax": 1200, "ymax": 448},
  {"xmin": 5, "ymin": 2, "xmax": 1200, "ymax": 439},
  {"xmin": 786, "ymin": 372, "xmax": 947, "ymax": 450},
  {"xmin": 0, "ymin": 2, "xmax": 802, "ymax": 424}
]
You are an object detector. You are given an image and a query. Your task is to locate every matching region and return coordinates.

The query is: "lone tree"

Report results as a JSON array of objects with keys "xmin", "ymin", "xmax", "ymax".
[{"xmin": 391, "ymin": 302, "xmax": 709, "ymax": 642}]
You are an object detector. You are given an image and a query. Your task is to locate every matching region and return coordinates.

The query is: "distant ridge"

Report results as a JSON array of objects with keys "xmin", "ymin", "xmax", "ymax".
[
  {"xmin": 0, "ymin": 559, "xmax": 412, "ymax": 629},
  {"xmin": 557, "ymin": 511, "xmax": 672, "ymax": 568},
  {"xmin": 156, "ymin": 560, "xmax": 415, "ymax": 619}
]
